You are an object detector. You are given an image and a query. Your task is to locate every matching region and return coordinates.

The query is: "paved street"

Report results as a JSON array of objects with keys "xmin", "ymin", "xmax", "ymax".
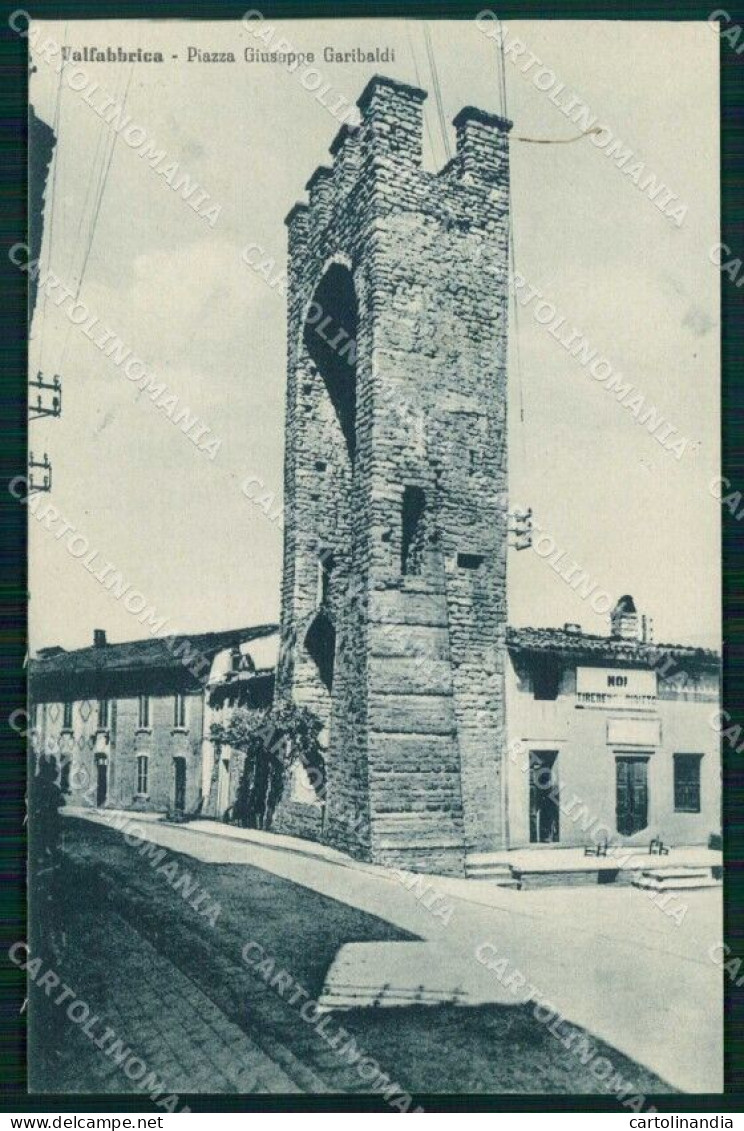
[
  {"xmin": 35, "ymin": 814, "xmax": 676, "ymax": 1097},
  {"xmin": 36, "ymin": 907, "xmax": 302, "ymax": 1095},
  {"xmin": 69, "ymin": 809, "xmax": 722, "ymax": 1093}
]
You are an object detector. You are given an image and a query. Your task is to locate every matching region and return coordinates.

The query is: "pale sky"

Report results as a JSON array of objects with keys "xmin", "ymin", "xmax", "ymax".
[{"xmin": 28, "ymin": 18, "xmax": 720, "ymax": 654}]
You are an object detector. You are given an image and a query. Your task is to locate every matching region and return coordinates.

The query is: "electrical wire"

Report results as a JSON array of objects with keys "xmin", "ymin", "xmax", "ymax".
[
  {"xmin": 68, "ymin": 75, "xmax": 118, "ymax": 295},
  {"xmin": 514, "ymin": 125, "xmax": 605, "ymax": 145},
  {"xmin": 496, "ymin": 16, "xmax": 508, "ymax": 120},
  {"xmin": 496, "ymin": 17, "xmax": 527, "ymax": 461},
  {"xmin": 36, "ymin": 23, "xmax": 68, "ymax": 375},
  {"xmin": 58, "ymin": 63, "xmax": 135, "ymax": 369},
  {"xmin": 71, "ymin": 63, "xmax": 135, "ymax": 309},
  {"xmin": 406, "ymin": 22, "xmax": 438, "ymax": 170},
  {"xmin": 423, "ymin": 23, "xmax": 452, "ymax": 164}
]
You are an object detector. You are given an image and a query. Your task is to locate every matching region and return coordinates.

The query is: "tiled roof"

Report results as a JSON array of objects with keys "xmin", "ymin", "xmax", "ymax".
[
  {"xmin": 29, "ymin": 625, "xmax": 279, "ymax": 680},
  {"xmin": 507, "ymin": 626, "xmax": 719, "ymax": 668},
  {"xmin": 27, "ymin": 621, "xmax": 719, "ymax": 690}
]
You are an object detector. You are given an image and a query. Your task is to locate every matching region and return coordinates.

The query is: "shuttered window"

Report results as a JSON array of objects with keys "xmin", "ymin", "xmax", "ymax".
[
  {"xmin": 138, "ymin": 695, "xmax": 150, "ymax": 729},
  {"xmin": 674, "ymin": 754, "xmax": 702, "ymax": 813},
  {"xmin": 174, "ymin": 693, "xmax": 187, "ymax": 728},
  {"xmin": 137, "ymin": 755, "xmax": 149, "ymax": 795}
]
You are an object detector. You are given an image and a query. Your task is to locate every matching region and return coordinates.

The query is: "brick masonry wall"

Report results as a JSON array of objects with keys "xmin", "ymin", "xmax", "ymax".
[{"xmin": 275, "ymin": 77, "xmax": 511, "ymax": 874}]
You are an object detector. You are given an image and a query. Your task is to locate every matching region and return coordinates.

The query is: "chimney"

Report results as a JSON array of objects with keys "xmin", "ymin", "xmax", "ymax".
[
  {"xmin": 93, "ymin": 629, "xmax": 107, "ymax": 647},
  {"xmin": 610, "ymin": 596, "xmax": 641, "ymax": 641}
]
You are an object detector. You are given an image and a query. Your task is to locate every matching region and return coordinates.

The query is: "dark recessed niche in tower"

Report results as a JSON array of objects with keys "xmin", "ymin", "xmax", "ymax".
[
  {"xmin": 303, "ymin": 263, "xmax": 358, "ymax": 461},
  {"xmin": 304, "ymin": 608, "xmax": 336, "ymax": 692},
  {"xmin": 457, "ymin": 552, "xmax": 485, "ymax": 570},
  {"xmin": 316, "ymin": 551, "xmax": 334, "ymax": 608},
  {"xmin": 402, "ymin": 486, "xmax": 427, "ymax": 576}
]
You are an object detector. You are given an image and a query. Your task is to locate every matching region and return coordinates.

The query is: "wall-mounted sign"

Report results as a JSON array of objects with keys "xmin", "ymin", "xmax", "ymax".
[
  {"xmin": 577, "ymin": 667, "xmax": 657, "ymax": 709},
  {"xmin": 607, "ymin": 717, "xmax": 661, "ymax": 747}
]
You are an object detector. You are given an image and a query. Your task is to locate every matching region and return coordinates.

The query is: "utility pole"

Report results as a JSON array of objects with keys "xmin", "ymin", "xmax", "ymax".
[
  {"xmin": 27, "ymin": 452, "xmax": 52, "ymax": 496},
  {"xmin": 28, "ymin": 93, "xmax": 60, "ymax": 492},
  {"xmin": 510, "ymin": 506, "xmax": 533, "ymax": 551},
  {"xmin": 28, "ymin": 373, "xmax": 61, "ymax": 493},
  {"xmin": 28, "ymin": 372, "xmax": 62, "ymax": 421}
]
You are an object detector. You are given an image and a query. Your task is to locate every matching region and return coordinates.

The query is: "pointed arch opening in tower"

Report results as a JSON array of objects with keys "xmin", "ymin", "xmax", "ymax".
[
  {"xmin": 303, "ymin": 263, "xmax": 358, "ymax": 461},
  {"xmin": 304, "ymin": 608, "xmax": 336, "ymax": 692}
]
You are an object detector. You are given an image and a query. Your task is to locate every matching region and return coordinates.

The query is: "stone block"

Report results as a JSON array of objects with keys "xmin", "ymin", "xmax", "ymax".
[
  {"xmin": 368, "ymin": 658, "xmax": 453, "ymax": 695},
  {"xmin": 368, "ymin": 694, "xmax": 457, "ymax": 735}
]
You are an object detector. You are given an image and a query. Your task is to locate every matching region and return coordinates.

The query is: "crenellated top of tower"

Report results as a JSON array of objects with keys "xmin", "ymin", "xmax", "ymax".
[{"xmin": 284, "ymin": 74, "xmax": 512, "ymax": 232}]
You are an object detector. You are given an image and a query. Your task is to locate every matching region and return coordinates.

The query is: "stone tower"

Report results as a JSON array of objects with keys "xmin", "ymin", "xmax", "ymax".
[{"xmin": 276, "ymin": 75, "xmax": 511, "ymax": 876}]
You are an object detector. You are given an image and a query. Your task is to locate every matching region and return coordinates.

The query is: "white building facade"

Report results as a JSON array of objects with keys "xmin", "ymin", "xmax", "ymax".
[{"xmin": 504, "ymin": 603, "xmax": 720, "ymax": 852}]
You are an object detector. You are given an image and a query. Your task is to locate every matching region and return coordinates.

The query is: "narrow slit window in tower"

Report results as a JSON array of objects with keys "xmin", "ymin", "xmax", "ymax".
[{"xmin": 401, "ymin": 486, "xmax": 427, "ymax": 576}]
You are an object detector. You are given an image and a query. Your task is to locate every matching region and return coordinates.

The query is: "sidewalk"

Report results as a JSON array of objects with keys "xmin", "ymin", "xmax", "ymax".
[
  {"xmin": 33, "ymin": 905, "xmax": 303, "ymax": 1095},
  {"xmin": 68, "ymin": 808, "xmax": 723, "ymax": 1093},
  {"xmin": 480, "ymin": 844, "xmax": 722, "ymax": 873}
]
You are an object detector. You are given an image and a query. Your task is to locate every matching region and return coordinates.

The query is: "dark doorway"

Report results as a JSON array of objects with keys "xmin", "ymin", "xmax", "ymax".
[
  {"xmin": 96, "ymin": 761, "xmax": 107, "ymax": 807},
  {"xmin": 529, "ymin": 751, "xmax": 559, "ymax": 843},
  {"xmin": 616, "ymin": 756, "xmax": 649, "ymax": 836},
  {"xmin": 174, "ymin": 758, "xmax": 186, "ymax": 814}
]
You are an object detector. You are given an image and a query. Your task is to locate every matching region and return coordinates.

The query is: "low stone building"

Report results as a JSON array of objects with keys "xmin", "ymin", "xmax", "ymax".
[{"xmin": 28, "ymin": 625, "xmax": 277, "ymax": 814}]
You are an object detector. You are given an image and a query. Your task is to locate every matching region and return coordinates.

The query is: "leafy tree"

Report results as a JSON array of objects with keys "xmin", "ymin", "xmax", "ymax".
[{"xmin": 210, "ymin": 701, "xmax": 325, "ymax": 829}]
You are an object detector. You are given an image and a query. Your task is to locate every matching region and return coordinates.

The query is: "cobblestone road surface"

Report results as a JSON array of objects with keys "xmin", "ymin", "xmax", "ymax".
[{"xmin": 36, "ymin": 909, "xmax": 302, "ymax": 1095}]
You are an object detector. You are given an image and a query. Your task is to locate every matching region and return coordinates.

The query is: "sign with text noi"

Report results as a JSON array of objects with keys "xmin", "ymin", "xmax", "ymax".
[{"xmin": 576, "ymin": 667, "xmax": 657, "ymax": 709}]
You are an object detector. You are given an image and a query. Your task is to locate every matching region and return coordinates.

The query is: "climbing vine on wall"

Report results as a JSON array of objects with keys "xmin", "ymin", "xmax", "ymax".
[{"xmin": 210, "ymin": 701, "xmax": 325, "ymax": 829}]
